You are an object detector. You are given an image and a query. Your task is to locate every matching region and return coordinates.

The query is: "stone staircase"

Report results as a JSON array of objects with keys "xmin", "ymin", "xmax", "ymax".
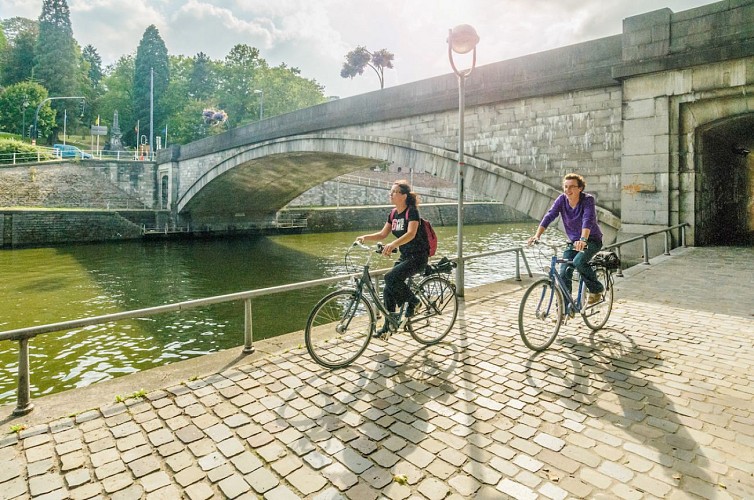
[{"xmin": 0, "ymin": 164, "xmax": 148, "ymax": 209}]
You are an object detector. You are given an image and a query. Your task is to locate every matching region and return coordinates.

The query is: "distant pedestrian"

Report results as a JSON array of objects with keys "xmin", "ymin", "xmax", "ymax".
[{"xmin": 527, "ymin": 173, "xmax": 604, "ymax": 304}]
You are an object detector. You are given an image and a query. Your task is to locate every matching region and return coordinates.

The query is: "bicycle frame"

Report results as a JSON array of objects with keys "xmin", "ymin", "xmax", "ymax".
[
  {"xmin": 547, "ymin": 253, "xmax": 585, "ymax": 317},
  {"xmin": 348, "ymin": 243, "xmax": 412, "ymax": 331}
]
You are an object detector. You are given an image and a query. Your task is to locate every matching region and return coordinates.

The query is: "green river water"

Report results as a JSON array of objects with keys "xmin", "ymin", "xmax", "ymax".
[{"xmin": 0, "ymin": 222, "xmax": 548, "ymax": 404}]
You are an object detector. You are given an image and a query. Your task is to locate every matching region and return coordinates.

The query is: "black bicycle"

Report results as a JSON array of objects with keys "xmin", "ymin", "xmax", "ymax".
[
  {"xmin": 305, "ymin": 242, "xmax": 458, "ymax": 368},
  {"xmin": 518, "ymin": 240, "xmax": 617, "ymax": 351}
]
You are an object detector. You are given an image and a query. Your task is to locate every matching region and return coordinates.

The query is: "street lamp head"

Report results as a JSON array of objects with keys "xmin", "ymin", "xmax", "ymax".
[{"xmin": 448, "ymin": 24, "xmax": 479, "ymax": 54}]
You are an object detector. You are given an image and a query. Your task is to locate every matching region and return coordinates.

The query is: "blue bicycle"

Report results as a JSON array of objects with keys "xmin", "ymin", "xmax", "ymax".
[{"xmin": 518, "ymin": 240, "xmax": 616, "ymax": 351}]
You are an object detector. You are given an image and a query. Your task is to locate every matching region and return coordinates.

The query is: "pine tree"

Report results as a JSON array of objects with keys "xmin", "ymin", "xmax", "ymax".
[
  {"xmin": 133, "ymin": 25, "xmax": 169, "ymax": 151},
  {"xmin": 82, "ymin": 45, "xmax": 103, "ymax": 88},
  {"xmin": 34, "ymin": 0, "xmax": 80, "ymax": 140}
]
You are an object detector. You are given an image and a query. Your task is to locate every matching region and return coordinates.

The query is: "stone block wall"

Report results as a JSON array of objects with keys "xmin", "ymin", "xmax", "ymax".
[
  {"xmin": 0, "ymin": 211, "xmax": 144, "ymax": 248},
  {"xmin": 0, "ymin": 163, "xmax": 154, "ymax": 209},
  {"xmin": 330, "ymin": 86, "xmax": 624, "ymax": 215}
]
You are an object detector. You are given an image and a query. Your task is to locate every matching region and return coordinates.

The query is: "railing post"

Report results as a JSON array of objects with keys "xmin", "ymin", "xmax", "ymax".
[
  {"xmin": 664, "ymin": 231, "xmax": 670, "ymax": 256},
  {"xmin": 681, "ymin": 225, "xmax": 687, "ymax": 247},
  {"xmin": 514, "ymin": 249, "xmax": 521, "ymax": 281},
  {"xmin": 13, "ymin": 338, "xmax": 34, "ymax": 416},
  {"xmin": 615, "ymin": 247, "xmax": 624, "ymax": 277},
  {"xmin": 243, "ymin": 299, "xmax": 254, "ymax": 353},
  {"xmin": 643, "ymin": 237, "xmax": 650, "ymax": 265}
]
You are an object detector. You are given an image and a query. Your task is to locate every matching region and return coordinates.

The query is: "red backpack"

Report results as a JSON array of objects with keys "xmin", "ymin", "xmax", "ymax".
[{"xmin": 389, "ymin": 208, "xmax": 438, "ymax": 257}]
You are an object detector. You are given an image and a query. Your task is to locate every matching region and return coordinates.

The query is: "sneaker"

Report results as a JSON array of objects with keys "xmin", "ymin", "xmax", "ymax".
[
  {"xmin": 587, "ymin": 292, "xmax": 602, "ymax": 306},
  {"xmin": 374, "ymin": 313, "xmax": 399, "ymax": 339},
  {"xmin": 373, "ymin": 323, "xmax": 390, "ymax": 338},
  {"xmin": 406, "ymin": 296, "xmax": 421, "ymax": 318}
]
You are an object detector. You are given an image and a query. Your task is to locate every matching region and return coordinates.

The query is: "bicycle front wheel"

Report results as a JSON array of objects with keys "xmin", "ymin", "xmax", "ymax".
[
  {"xmin": 518, "ymin": 278, "xmax": 563, "ymax": 351},
  {"xmin": 407, "ymin": 275, "xmax": 458, "ymax": 345},
  {"xmin": 582, "ymin": 268, "xmax": 614, "ymax": 331},
  {"xmin": 305, "ymin": 289, "xmax": 375, "ymax": 369}
]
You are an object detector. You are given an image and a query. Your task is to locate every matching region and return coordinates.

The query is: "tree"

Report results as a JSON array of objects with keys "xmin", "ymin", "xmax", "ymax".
[
  {"xmin": 1, "ymin": 20, "xmax": 38, "ymax": 86},
  {"xmin": 34, "ymin": 0, "xmax": 80, "ymax": 142},
  {"xmin": 255, "ymin": 63, "xmax": 325, "ymax": 118},
  {"xmin": 133, "ymin": 24, "xmax": 169, "ymax": 150},
  {"xmin": 82, "ymin": 45, "xmax": 103, "ymax": 89},
  {"xmin": 188, "ymin": 52, "xmax": 217, "ymax": 100},
  {"xmin": 0, "ymin": 81, "xmax": 54, "ymax": 139},
  {"xmin": 98, "ymin": 55, "xmax": 135, "ymax": 147},
  {"xmin": 340, "ymin": 46, "xmax": 394, "ymax": 89},
  {"xmin": 217, "ymin": 44, "xmax": 263, "ymax": 127}
]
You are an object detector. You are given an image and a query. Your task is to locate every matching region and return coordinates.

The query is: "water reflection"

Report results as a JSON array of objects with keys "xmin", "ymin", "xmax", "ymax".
[{"xmin": 0, "ymin": 223, "xmax": 546, "ymax": 403}]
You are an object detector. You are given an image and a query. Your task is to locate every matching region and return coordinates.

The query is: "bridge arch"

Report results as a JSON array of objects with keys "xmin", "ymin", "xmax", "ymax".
[{"xmin": 176, "ymin": 133, "xmax": 620, "ymax": 236}]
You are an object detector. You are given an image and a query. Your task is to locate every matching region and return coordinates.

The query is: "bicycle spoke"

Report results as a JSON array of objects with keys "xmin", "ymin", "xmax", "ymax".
[
  {"xmin": 582, "ymin": 268, "xmax": 614, "ymax": 330},
  {"xmin": 305, "ymin": 290, "xmax": 374, "ymax": 368},
  {"xmin": 408, "ymin": 276, "xmax": 457, "ymax": 345},
  {"xmin": 518, "ymin": 278, "xmax": 562, "ymax": 351}
]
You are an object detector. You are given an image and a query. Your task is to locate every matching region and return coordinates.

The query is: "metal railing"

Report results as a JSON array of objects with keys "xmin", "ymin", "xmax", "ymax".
[
  {"xmin": 0, "ymin": 246, "xmax": 530, "ymax": 416},
  {"xmin": 0, "ymin": 148, "xmax": 152, "ymax": 165},
  {"xmin": 604, "ymin": 223, "xmax": 688, "ymax": 277}
]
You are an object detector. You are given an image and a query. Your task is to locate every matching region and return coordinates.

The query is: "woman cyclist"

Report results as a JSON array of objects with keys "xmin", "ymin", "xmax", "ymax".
[{"xmin": 357, "ymin": 180, "xmax": 429, "ymax": 337}]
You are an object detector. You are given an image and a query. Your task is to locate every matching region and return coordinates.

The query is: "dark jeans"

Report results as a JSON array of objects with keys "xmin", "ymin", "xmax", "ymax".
[
  {"xmin": 383, "ymin": 254, "xmax": 428, "ymax": 313},
  {"xmin": 561, "ymin": 240, "xmax": 604, "ymax": 295}
]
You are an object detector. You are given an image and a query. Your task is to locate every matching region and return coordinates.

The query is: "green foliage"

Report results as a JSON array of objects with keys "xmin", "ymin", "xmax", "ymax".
[
  {"xmin": 133, "ymin": 25, "xmax": 169, "ymax": 146},
  {"xmin": 2, "ymin": 10, "xmax": 327, "ymax": 148},
  {"xmin": 98, "ymin": 55, "xmax": 135, "ymax": 147},
  {"xmin": 0, "ymin": 137, "xmax": 53, "ymax": 164},
  {"xmin": 34, "ymin": 0, "xmax": 82, "ymax": 141},
  {"xmin": 340, "ymin": 46, "xmax": 395, "ymax": 89},
  {"xmin": 1, "ymin": 21, "xmax": 37, "ymax": 86},
  {"xmin": 82, "ymin": 44, "xmax": 103, "ymax": 88},
  {"xmin": 9, "ymin": 423, "xmax": 27, "ymax": 434},
  {"xmin": 114, "ymin": 388, "xmax": 147, "ymax": 403},
  {"xmin": 218, "ymin": 44, "xmax": 264, "ymax": 127},
  {"xmin": 0, "ymin": 81, "xmax": 54, "ymax": 139},
  {"xmin": 189, "ymin": 52, "xmax": 217, "ymax": 100},
  {"xmin": 256, "ymin": 63, "xmax": 325, "ymax": 118}
]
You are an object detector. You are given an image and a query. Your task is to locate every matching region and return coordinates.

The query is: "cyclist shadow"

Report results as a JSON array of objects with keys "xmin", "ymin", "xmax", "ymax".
[
  {"xmin": 367, "ymin": 338, "xmax": 463, "ymax": 393},
  {"xmin": 523, "ymin": 328, "xmax": 718, "ymax": 493}
]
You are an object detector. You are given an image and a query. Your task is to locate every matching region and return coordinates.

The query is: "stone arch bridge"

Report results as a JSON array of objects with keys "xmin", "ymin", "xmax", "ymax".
[{"xmin": 155, "ymin": 0, "xmax": 754, "ymax": 246}]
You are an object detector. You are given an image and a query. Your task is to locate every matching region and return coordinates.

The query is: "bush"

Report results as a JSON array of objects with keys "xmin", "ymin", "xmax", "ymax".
[{"xmin": 0, "ymin": 138, "xmax": 53, "ymax": 164}]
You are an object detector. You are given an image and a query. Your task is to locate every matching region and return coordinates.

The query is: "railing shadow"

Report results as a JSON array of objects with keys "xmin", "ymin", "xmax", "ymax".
[{"xmin": 522, "ymin": 327, "xmax": 717, "ymax": 494}]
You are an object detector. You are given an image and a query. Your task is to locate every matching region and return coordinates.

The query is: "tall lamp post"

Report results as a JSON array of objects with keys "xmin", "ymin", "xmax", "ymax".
[
  {"xmin": 447, "ymin": 24, "xmax": 479, "ymax": 297},
  {"xmin": 254, "ymin": 89, "xmax": 264, "ymax": 120}
]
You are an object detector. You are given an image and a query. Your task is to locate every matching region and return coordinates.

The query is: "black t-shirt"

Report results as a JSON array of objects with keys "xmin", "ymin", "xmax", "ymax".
[{"xmin": 389, "ymin": 207, "xmax": 428, "ymax": 256}]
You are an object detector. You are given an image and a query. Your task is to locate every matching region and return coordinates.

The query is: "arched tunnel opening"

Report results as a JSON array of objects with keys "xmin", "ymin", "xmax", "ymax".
[{"xmin": 696, "ymin": 115, "xmax": 754, "ymax": 246}]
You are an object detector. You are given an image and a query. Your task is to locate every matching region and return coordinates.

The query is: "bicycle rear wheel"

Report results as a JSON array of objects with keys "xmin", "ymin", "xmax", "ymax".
[
  {"xmin": 407, "ymin": 275, "xmax": 458, "ymax": 345},
  {"xmin": 518, "ymin": 278, "xmax": 563, "ymax": 351},
  {"xmin": 582, "ymin": 267, "xmax": 614, "ymax": 331},
  {"xmin": 305, "ymin": 289, "xmax": 375, "ymax": 368}
]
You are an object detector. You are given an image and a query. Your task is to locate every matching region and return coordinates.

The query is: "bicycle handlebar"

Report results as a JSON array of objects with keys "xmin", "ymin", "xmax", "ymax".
[{"xmin": 350, "ymin": 241, "xmax": 397, "ymax": 254}]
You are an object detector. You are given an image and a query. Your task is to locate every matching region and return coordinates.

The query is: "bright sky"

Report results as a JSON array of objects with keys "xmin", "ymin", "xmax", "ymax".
[{"xmin": 1, "ymin": 0, "xmax": 716, "ymax": 99}]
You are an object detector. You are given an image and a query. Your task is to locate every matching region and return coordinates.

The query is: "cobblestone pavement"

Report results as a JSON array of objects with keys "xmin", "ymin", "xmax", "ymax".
[{"xmin": 1, "ymin": 247, "xmax": 752, "ymax": 499}]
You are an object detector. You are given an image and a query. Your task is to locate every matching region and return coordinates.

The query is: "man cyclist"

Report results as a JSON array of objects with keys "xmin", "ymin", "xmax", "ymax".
[{"xmin": 527, "ymin": 173, "xmax": 604, "ymax": 304}]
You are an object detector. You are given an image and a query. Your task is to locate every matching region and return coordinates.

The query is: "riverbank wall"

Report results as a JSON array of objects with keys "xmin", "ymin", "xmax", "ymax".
[
  {"xmin": 0, "ymin": 203, "xmax": 532, "ymax": 248},
  {"xmin": 288, "ymin": 202, "xmax": 532, "ymax": 232}
]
